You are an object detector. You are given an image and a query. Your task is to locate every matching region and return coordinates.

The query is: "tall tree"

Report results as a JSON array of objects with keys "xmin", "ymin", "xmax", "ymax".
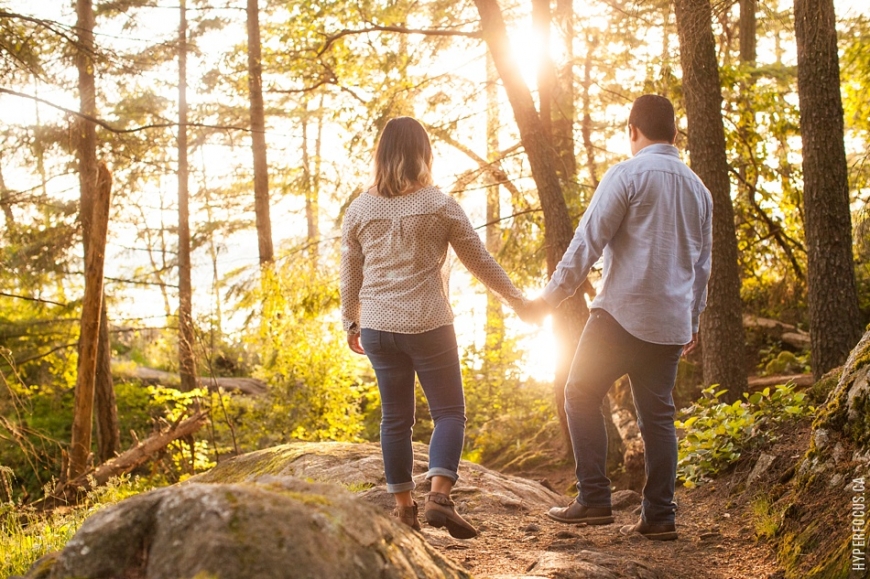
[
  {"xmin": 177, "ymin": 0, "xmax": 196, "ymax": 391},
  {"xmin": 532, "ymin": 0, "xmax": 576, "ymax": 185},
  {"xmin": 69, "ymin": 161, "xmax": 112, "ymax": 480},
  {"xmin": 675, "ymin": 0, "xmax": 748, "ymax": 399},
  {"xmin": 71, "ymin": 0, "xmax": 118, "ymax": 470},
  {"xmin": 794, "ymin": 0, "xmax": 863, "ymax": 378},
  {"xmin": 485, "ymin": 54, "xmax": 505, "ymax": 351},
  {"xmin": 246, "ymin": 0, "xmax": 274, "ymax": 266},
  {"xmin": 473, "ymin": 0, "xmax": 589, "ymax": 440}
]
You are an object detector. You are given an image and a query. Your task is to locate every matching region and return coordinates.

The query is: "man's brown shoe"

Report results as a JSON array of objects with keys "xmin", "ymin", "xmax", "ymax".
[
  {"xmin": 546, "ymin": 500, "xmax": 614, "ymax": 525},
  {"xmin": 424, "ymin": 492, "xmax": 478, "ymax": 539},
  {"xmin": 392, "ymin": 501, "xmax": 421, "ymax": 531},
  {"xmin": 619, "ymin": 518, "xmax": 677, "ymax": 541}
]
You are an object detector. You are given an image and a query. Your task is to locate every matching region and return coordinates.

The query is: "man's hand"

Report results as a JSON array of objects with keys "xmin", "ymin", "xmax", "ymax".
[
  {"xmin": 347, "ymin": 332, "xmax": 365, "ymax": 355},
  {"xmin": 516, "ymin": 297, "xmax": 551, "ymax": 325},
  {"xmin": 682, "ymin": 333, "xmax": 698, "ymax": 357}
]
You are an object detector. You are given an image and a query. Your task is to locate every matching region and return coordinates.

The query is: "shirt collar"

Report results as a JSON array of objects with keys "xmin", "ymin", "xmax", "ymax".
[{"xmin": 634, "ymin": 143, "xmax": 680, "ymax": 158}]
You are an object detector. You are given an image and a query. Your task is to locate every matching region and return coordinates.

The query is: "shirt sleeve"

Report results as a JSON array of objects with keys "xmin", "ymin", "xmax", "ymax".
[
  {"xmin": 340, "ymin": 207, "xmax": 364, "ymax": 333},
  {"xmin": 691, "ymin": 189, "xmax": 713, "ymax": 333},
  {"xmin": 444, "ymin": 196, "xmax": 525, "ymax": 308},
  {"xmin": 541, "ymin": 165, "xmax": 629, "ymax": 307}
]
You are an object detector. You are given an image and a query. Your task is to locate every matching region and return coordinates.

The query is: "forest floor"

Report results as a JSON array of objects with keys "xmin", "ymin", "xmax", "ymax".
[{"xmin": 421, "ymin": 421, "xmax": 814, "ymax": 579}]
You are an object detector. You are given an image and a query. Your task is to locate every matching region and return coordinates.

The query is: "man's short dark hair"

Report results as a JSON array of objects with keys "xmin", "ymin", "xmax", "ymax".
[{"xmin": 628, "ymin": 95, "xmax": 677, "ymax": 142}]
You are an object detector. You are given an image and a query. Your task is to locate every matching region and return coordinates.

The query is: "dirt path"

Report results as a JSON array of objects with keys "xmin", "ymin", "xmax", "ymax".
[{"xmin": 420, "ymin": 428, "xmax": 814, "ymax": 579}]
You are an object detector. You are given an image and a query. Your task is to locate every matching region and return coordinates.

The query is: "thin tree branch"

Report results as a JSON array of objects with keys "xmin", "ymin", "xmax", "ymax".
[
  {"xmin": 318, "ymin": 24, "xmax": 481, "ymax": 56},
  {"xmin": 0, "ymin": 88, "xmax": 250, "ymax": 134},
  {"xmin": 728, "ymin": 166, "xmax": 805, "ymax": 279},
  {"xmin": 0, "ymin": 292, "xmax": 67, "ymax": 307}
]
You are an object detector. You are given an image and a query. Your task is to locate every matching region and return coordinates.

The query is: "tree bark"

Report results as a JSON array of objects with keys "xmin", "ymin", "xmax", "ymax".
[
  {"xmin": 473, "ymin": 0, "xmax": 590, "ymax": 445},
  {"xmin": 69, "ymin": 162, "xmax": 112, "ymax": 480},
  {"xmin": 246, "ymin": 0, "xmax": 274, "ymax": 266},
  {"xmin": 485, "ymin": 53, "xmax": 505, "ymax": 351},
  {"xmin": 73, "ymin": 0, "xmax": 118, "ymax": 468},
  {"xmin": 177, "ymin": 0, "xmax": 196, "ymax": 392},
  {"xmin": 552, "ymin": 0, "xmax": 576, "ymax": 183},
  {"xmin": 675, "ymin": 0, "xmax": 748, "ymax": 400},
  {"xmin": 794, "ymin": 0, "xmax": 863, "ymax": 379}
]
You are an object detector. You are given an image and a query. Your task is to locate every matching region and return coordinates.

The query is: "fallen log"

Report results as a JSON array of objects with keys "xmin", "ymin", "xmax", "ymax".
[
  {"xmin": 747, "ymin": 373, "xmax": 815, "ymax": 389},
  {"xmin": 743, "ymin": 315, "xmax": 811, "ymax": 350},
  {"xmin": 112, "ymin": 362, "xmax": 267, "ymax": 395},
  {"xmin": 42, "ymin": 410, "xmax": 209, "ymax": 508}
]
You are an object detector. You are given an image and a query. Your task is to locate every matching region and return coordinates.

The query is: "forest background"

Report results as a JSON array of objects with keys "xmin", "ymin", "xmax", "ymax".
[{"xmin": 0, "ymin": 0, "xmax": 869, "ymax": 517}]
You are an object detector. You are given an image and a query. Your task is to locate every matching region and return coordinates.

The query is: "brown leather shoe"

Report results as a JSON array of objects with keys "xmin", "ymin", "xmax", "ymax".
[
  {"xmin": 546, "ymin": 500, "xmax": 614, "ymax": 524},
  {"xmin": 424, "ymin": 492, "xmax": 478, "ymax": 539},
  {"xmin": 391, "ymin": 501, "xmax": 421, "ymax": 531},
  {"xmin": 619, "ymin": 517, "xmax": 677, "ymax": 541}
]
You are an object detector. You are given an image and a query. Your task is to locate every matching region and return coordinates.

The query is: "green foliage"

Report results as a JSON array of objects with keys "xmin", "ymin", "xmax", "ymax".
[
  {"xmin": 676, "ymin": 383, "xmax": 814, "ymax": 487},
  {"xmin": 759, "ymin": 349, "xmax": 811, "ymax": 376},
  {"xmin": 217, "ymin": 262, "xmax": 377, "ymax": 452},
  {"xmin": 460, "ymin": 321, "xmax": 554, "ymax": 467},
  {"xmin": 751, "ymin": 494, "xmax": 783, "ymax": 541},
  {"xmin": 0, "ymin": 475, "xmax": 155, "ymax": 578}
]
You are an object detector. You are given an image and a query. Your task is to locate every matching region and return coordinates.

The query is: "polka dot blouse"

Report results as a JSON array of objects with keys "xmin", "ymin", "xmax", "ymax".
[{"xmin": 340, "ymin": 185, "xmax": 525, "ymax": 335}]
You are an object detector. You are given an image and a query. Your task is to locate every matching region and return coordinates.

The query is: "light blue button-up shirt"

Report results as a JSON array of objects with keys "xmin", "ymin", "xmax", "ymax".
[{"xmin": 541, "ymin": 143, "xmax": 713, "ymax": 345}]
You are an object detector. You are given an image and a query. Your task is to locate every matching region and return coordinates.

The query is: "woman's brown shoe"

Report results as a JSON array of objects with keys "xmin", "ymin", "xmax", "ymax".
[
  {"xmin": 424, "ymin": 492, "xmax": 478, "ymax": 539},
  {"xmin": 392, "ymin": 501, "xmax": 421, "ymax": 531}
]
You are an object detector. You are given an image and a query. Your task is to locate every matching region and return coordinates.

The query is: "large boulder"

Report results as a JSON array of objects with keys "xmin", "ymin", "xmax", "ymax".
[
  {"xmin": 16, "ymin": 477, "xmax": 469, "ymax": 579},
  {"xmin": 771, "ymin": 328, "xmax": 870, "ymax": 578},
  {"xmin": 193, "ymin": 441, "xmax": 565, "ymax": 515}
]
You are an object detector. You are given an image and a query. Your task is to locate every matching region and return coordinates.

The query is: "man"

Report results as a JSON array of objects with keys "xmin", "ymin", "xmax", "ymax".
[{"xmin": 522, "ymin": 95, "xmax": 712, "ymax": 541}]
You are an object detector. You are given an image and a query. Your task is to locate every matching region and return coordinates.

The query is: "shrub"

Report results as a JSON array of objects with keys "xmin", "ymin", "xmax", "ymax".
[{"xmin": 676, "ymin": 383, "xmax": 814, "ymax": 487}]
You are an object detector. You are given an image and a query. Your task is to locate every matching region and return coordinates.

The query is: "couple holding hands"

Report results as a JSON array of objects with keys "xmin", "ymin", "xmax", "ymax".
[{"xmin": 339, "ymin": 95, "xmax": 712, "ymax": 541}]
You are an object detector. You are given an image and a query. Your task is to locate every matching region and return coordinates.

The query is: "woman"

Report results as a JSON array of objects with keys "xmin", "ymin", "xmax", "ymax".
[{"xmin": 340, "ymin": 117, "xmax": 526, "ymax": 538}]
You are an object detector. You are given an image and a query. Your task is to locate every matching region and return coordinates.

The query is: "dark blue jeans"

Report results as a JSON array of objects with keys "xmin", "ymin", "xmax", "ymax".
[
  {"xmin": 565, "ymin": 309, "xmax": 682, "ymax": 524},
  {"xmin": 360, "ymin": 324, "xmax": 466, "ymax": 494}
]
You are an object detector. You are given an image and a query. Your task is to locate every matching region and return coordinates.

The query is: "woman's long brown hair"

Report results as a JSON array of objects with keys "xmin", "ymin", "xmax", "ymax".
[{"xmin": 373, "ymin": 117, "xmax": 434, "ymax": 198}]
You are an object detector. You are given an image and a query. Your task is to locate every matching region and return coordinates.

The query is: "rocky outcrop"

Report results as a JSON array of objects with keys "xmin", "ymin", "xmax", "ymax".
[
  {"xmin": 16, "ymin": 477, "xmax": 468, "ymax": 579},
  {"xmin": 771, "ymin": 328, "xmax": 870, "ymax": 578},
  {"xmin": 17, "ymin": 441, "xmax": 664, "ymax": 579},
  {"xmin": 193, "ymin": 441, "xmax": 566, "ymax": 516}
]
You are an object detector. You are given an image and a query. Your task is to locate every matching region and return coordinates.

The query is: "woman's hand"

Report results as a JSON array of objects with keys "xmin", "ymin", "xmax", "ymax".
[{"xmin": 347, "ymin": 332, "xmax": 366, "ymax": 355}]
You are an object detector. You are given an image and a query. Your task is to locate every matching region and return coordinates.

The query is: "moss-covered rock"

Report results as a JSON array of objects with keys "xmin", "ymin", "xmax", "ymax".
[
  {"xmin": 772, "ymin": 329, "xmax": 870, "ymax": 579},
  {"xmin": 18, "ymin": 478, "xmax": 469, "ymax": 579},
  {"xmin": 193, "ymin": 440, "xmax": 565, "ymax": 516}
]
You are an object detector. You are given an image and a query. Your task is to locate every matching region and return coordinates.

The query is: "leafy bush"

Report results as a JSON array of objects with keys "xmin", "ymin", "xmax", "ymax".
[{"xmin": 675, "ymin": 383, "xmax": 814, "ymax": 487}]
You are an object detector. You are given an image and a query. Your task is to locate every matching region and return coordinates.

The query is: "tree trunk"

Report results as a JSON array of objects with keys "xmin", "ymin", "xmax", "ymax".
[
  {"xmin": 675, "ymin": 0, "xmax": 748, "ymax": 400},
  {"xmin": 69, "ymin": 163, "xmax": 112, "ymax": 480},
  {"xmin": 485, "ymin": 54, "xmax": 505, "ymax": 351},
  {"xmin": 177, "ymin": 0, "xmax": 196, "ymax": 392},
  {"xmin": 301, "ymin": 98, "xmax": 320, "ymax": 264},
  {"xmin": 794, "ymin": 0, "xmax": 863, "ymax": 379},
  {"xmin": 552, "ymin": 0, "xmax": 576, "ymax": 183},
  {"xmin": 739, "ymin": 0, "xmax": 757, "ymax": 63},
  {"xmin": 580, "ymin": 32, "xmax": 599, "ymax": 195},
  {"xmin": 473, "ymin": 0, "xmax": 590, "ymax": 445},
  {"xmin": 73, "ymin": 0, "xmax": 118, "ymax": 469},
  {"xmin": 246, "ymin": 0, "xmax": 274, "ymax": 266},
  {"xmin": 94, "ymin": 305, "xmax": 119, "ymax": 463}
]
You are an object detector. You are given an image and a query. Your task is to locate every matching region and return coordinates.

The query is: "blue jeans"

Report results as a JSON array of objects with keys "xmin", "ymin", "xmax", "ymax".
[
  {"xmin": 360, "ymin": 324, "xmax": 466, "ymax": 494},
  {"xmin": 564, "ymin": 309, "xmax": 682, "ymax": 524}
]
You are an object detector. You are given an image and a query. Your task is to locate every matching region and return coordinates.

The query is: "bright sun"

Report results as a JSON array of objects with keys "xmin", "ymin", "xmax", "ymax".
[
  {"xmin": 506, "ymin": 24, "xmax": 546, "ymax": 88},
  {"xmin": 516, "ymin": 315, "xmax": 557, "ymax": 382}
]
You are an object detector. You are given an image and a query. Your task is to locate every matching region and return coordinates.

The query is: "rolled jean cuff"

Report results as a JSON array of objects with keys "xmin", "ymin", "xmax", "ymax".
[
  {"xmin": 425, "ymin": 467, "xmax": 458, "ymax": 483},
  {"xmin": 387, "ymin": 480, "xmax": 416, "ymax": 494}
]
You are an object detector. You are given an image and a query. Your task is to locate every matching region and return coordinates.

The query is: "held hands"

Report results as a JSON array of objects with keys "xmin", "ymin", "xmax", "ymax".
[{"xmin": 515, "ymin": 297, "xmax": 551, "ymax": 325}]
